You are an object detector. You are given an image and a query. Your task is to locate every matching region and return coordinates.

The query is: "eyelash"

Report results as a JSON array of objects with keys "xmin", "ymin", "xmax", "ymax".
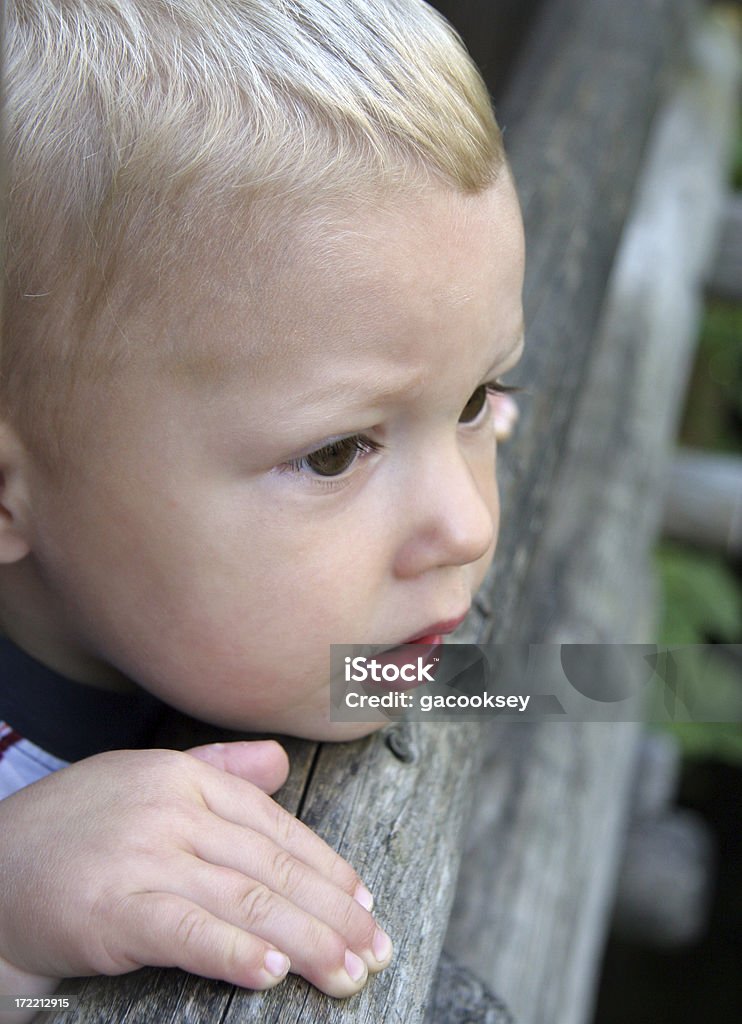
[
  {"xmin": 278, "ymin": 435, "xmax": 385, "ymax": 478},
  {"xmin": 278, "ymin": 379, "xmax": 522, "ymax": 480},
  {"xmin": 460, "ymin": 379, "xmax": 523, "ymax": 427},
  {"xmin": 485, "ymin": 380, "xmax": 522, "ymax": 396}
]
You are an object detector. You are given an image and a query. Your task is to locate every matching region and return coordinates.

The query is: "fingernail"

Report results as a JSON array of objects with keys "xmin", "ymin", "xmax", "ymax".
[
  {"xmin": 264, "ymin": 950, "xmax": 290, "ymax": 978},
  {"xmin": 345, "ymin": 949, "xmax": 366, "ymax": 983},
  {"xmin": 353, "ymin": 884, "xmax": 374, "ymax": 912},
  {"xmin": 373, "ymin": 927, "xmax": 393, "ymax": 964}
]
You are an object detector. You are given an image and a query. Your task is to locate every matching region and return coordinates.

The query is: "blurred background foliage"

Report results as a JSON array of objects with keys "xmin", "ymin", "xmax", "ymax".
[
  {"xmin": 680, "ymin": 301, "xmax": 742, "ymax": 452},
  {"xmin": 652, "ymin": 104, "xmax": 742, "ymax": 765}
]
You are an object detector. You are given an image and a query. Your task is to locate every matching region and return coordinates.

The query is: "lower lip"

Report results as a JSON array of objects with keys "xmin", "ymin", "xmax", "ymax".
[
  {"xmin": 409, "ymin": 633, "xmax": 443, "ymax": 646},
  {"xmin": 368, "ymin": 619, "xmax": 464, "ymax": 682},
  {"xmin": 375, "ymin": 639, "xmax": 441, "ymax": 687}
]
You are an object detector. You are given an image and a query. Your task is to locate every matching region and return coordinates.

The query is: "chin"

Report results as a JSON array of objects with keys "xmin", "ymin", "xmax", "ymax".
[{"xmin": 184, "ymin": 698, "xmax": 390, "ymax": 744}]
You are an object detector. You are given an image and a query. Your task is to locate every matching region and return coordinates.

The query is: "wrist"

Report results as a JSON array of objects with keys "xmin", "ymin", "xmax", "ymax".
[{"xmin": 0, "ymin": 952, "xmax": 60, "ymax": 1016}]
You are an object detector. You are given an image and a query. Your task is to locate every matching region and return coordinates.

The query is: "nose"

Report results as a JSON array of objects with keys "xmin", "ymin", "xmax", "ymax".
[{"xmin": 392, "ymin": 442, "xmax": 498, "ymax": 579}]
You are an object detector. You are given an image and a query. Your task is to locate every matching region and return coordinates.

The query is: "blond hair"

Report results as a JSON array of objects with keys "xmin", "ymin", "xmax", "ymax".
[{"xmin": 2, "ymin": 0, "xmax": 505, "ymax": 476}]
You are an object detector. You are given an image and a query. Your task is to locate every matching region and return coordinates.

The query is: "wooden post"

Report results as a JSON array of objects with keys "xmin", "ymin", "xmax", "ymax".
[{"xmin": 447, "ymin": 8, "xmax": 740, "ymax": 1023}]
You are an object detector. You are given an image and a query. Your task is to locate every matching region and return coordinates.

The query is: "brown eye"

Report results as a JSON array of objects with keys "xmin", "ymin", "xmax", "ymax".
[
  {"xmin": 459, "ymin": 385, "xmax": 488, "ymax": 424},
  {"xmin": 305, "ymin": 437, "xmax": 361, "ymax": 476},
  {"xmin": 293, "ymin": 435, "xmax": 383, "ymax": 477}
]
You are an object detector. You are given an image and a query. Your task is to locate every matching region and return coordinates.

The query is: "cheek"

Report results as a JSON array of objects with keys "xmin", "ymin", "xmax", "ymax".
[
  {"xmin": 204, "ymin": 516, "xmax": 375, "ymax": 624},
  {"xmin": 474, "ymin": 446, "xmax": 501, "ymax": 565},
  {"xmin": 248, "ymin": 490, "xmax": 383, "ymax": 572},
  {"xmin": 489, "ymin": 453, "xmax": 502, "ymax": 527}
]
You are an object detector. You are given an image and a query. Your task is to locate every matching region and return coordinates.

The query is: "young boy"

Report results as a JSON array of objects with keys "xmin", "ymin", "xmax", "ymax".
[{"xmin": 0, "ymin": 0, "xmax": 525, "ymax": 1014}]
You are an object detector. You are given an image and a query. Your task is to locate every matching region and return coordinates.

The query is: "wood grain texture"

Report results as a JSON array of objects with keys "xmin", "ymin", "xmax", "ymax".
[
  {"xmin": 424, "ymin": 953, "xmax": 515, "ymax": 1024},
  {"xmin": 462, "ymin": 0, "xmax": 696, "ymax": 648},
  {"xmin": 43, "ymin": 0, "xmax": 738, "ymax": 1022},
  {"xmin": 445, "ymin": 721, "xmax": 642, "ymax": 1024}
]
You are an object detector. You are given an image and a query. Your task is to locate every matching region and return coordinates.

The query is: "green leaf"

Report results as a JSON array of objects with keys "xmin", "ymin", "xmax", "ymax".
[{"xmin": 655, "ymin": 544, "xmax": 742, "ymax": 644}]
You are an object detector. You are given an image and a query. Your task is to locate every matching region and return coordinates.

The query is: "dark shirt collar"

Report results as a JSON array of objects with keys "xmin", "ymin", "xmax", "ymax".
[{"xmin": 0, "ymin": 636, "xmax": 168, "ymax": 761}]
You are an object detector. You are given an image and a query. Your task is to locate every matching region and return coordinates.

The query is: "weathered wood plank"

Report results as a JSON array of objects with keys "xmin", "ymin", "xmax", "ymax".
[
  {"xmin": 500, "ymin": 2, "xmax": 739, "ymax": 645},
  {"xmin": 662, "ymin": 447, "xmax": 742, "ymax": 553},
  {"xmin": 466, "ymin": 0, "xmax": 696, "ymax": 646},
  {"xmin": 447, "ymin": 722, "xmax": 642, "ymax": 1024},
  {"xmin": 424, "ymin": 953, "xmax": 515, "ymax": 1024},
  {"xmin": 446, "ymin": 10, "xmax": 740, "ymax": 1024},
  {"xmin": 218, "ymin": 723, "xmax": 485, "ymax": 1024}
]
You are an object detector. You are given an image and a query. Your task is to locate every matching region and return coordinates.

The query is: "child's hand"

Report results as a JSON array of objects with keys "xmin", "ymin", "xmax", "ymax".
[{"xmin": 0, "ymin": 742, "xmax": 391, "ymax": 1009}]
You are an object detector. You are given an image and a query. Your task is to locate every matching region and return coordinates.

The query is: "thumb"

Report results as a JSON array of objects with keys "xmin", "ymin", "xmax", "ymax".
[{"xmin": 186, "ymin": 739, "xmax": 290, "ymax": 794}]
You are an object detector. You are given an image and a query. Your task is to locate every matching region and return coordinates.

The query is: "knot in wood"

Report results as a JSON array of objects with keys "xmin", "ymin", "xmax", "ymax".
[{"xmin": 385, "ymin": 726, "xmax": 416, "ymax": 763}]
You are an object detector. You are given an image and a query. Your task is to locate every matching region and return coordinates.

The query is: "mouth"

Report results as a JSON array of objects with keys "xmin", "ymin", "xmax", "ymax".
[
  {"xmin": 402, "ymin": 612, "xmax": 469, "ymax": 647},
  {"xmin": 361, "ymin": 612, "xmax": 469, "ymax": 689}
]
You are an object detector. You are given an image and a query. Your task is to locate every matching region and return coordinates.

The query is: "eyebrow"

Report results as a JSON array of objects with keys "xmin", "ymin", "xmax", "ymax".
[
  {"xmin": 300, "ymin": 328, "xmax": 527, "ymax": 410},
  {"xmin": 296, "ymin": 371, "xmax": 426, "ymax": 410}
]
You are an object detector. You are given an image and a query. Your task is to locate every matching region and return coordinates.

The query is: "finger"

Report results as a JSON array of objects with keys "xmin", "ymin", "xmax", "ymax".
[
  {"xmin": 187, "ymin": 822, "xmax": 392, "ymax": 973},
  {"xmin": 187, "ymin": 740, "xmax": 289, "ymax": 794},
  {"xmin": 158, "ymin": 858, "xmax": 381, "ymax": 997},
  {"xmin": 492, "ymin": 392, "xmax": 519, "ymax": 441},
  {"xmin": 196, "ymin": 767, "xmax": 372, "ymax": 906},
  {"xmin": 113, "ymin": 891, "xmax": 291, "ymax": 991}
]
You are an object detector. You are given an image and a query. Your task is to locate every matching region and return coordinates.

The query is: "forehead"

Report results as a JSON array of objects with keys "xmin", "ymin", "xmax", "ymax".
[
  {"xmin": 143, "ymin": 176, "xmax": 524, "ymax": 391},
  {"xmin": 62, "ymin": 178, "xmax": 524, "ymax": 479}
]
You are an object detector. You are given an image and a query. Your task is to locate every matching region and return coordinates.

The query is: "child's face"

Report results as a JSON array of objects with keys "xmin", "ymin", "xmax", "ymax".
[{"xmin": 24, "ymin": 175, "xmax": 525, "ymax": 739}]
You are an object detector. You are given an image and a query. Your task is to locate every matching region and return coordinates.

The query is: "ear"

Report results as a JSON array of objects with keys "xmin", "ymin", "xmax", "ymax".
[{"xmin": 0, "ymin": 421, "xmax": 33, "ymax": 563}]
